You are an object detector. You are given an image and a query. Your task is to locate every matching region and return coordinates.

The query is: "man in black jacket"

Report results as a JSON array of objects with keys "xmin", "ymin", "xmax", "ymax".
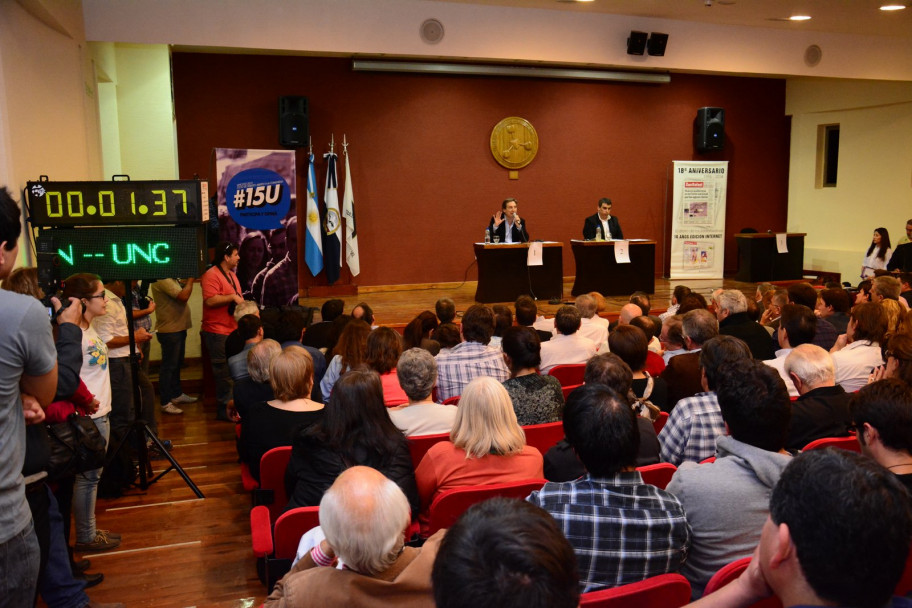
[
  {"xmin": 582, "ymin": 198, "xmax": 623, "ymax": 240},
  {"xmin": 487, "ymin": 198, "xmax": 528, "ymax": 243}
]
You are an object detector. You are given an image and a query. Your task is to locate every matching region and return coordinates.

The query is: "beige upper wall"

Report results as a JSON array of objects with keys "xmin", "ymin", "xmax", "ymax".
[
  {"xmin": 82, "ymin": 0, "xmax": 912, "ymax": 81},
  {"xmin": 787, "ymin": 78, "xmax": 912, "ymax": 282}
]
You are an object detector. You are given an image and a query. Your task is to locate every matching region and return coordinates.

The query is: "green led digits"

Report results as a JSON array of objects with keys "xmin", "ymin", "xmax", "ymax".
[{"xmin": 56, "ymin": 242, "xmax": 172, "ymax": 266}]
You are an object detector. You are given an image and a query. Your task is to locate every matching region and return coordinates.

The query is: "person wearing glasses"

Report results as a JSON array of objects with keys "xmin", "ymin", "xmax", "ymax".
[
  {"xmin": 760, "ymin": 289, "xmax": 787, "ymax": 334},
  {"xmin": 60, "ymin": 274, "xmax": 124, "ymax": 553}
]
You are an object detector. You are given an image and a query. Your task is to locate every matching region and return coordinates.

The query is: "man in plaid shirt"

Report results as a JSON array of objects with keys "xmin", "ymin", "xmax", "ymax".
[
  {"xmin": 528, "ymin": 384, "xmax": 691, "ymax": 593},
  {"xmin": 435, "ymin": 304, "xmax": 509, "ymax": 401},
  {"xmin": 659, "ymin": 335, "xmax": 752, "ymax": 465}
]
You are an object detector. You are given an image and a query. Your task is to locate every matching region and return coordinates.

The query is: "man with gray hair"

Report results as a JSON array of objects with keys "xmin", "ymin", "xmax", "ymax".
[
  {"xmin": 232, "ymin": 339, "xmax": 281, "ymax": 421},
  {"xmin": 540, "ymin": 305, "xmax": 597, "ymax": 373},
  {"xmin": 266, "ymin": 466, "xmax": 441, "ymax": 607},
  {"xmin": 574, "ymin": 294, "xmax": 608, "ymax": 350},
  {"xmin": 660, "ymin": 309, "xmax": 719, "ymax": 407},
  {"xmin": 389, "ymin": 348, "xmax": 457, "ymax": 436},
  {"xmin": 716, "ymin": 289, "xmax": 775, "ymax": 360},
  {"xmin": 618, "ymin": 303, "xmax": 643, "ymax": 326},
  {"xmin": 870, "ymin": 275, "xmax": 902, "ymax": 303},
  {"xmin": 782, "ymin": 343, "xmax": 851, "ymax": 451},
  {"xmin": 661, "ymin": 315, "xmax": 690, "ymax": 364}
]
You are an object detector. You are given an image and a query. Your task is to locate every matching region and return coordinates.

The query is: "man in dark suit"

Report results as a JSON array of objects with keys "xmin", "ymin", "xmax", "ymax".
[
  {"xmin": 582, "ymin": 197, "xmax": 623, "ymax": 240},
  {"xmin": 887, "ymin": 241, "xmax": 912, "ymax": 272},
  {"xmin": 488, "ymin": 197, "xmax": 528, "ymax": 242}
]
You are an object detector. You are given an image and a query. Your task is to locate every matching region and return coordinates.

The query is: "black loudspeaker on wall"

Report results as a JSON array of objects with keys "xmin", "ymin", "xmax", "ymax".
[
  {"xmin": 693, "ymin": 107, "xmax": 725, "ymax": 153},
  {"xmin": 279, "ymin": 96, "xmax": 309, "ymax": 148}
]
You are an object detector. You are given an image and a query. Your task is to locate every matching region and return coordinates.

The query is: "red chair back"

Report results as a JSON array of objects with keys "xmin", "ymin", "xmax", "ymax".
[
  {"xmin": 260, "ymin": 446, "xmax": 293, "ymax": 523},
  {"xmin": 801, "ymin": 435, "xmax": 860, "ymax": 453},
  {"xmin": 896, "ymin": 545, "xmax": 912, "ymax": 596},
  {"xmin": 548, "ymin": 364, "xmax": 586, "ymax": 386},
  {"xmin": 703, "ymin": 558, "xmax": 783, "ymax": 608},
  {"xmin": 579, "ymin": 573, "xmax": 692, "ymax": 607},
  {"xmin": 443, "ymin": 395, "xmax": 461, "ymax": 405},
  {"xmin": 653, "ymin": 411, "xmax": 669, "ymax": 434},
  {"xmin": 408, "ymin": 432, "xmax": 450, "ymax": 470},
  {"xmin": 427, "ymin": 479, "xmax": 547, "ymax": 535},
  {"xmin": 240, "ymin": 462, "xmax": 260, "ymax": 492},
  {"xmin": 637, "ymin": 462, "xmax": 677, "ymax": 490},
  {"xmin": 273, "ymin": 506, "xmax": 321, "ymax": 559},
  {"xmin": 523, "ymin": 421, "xmax": 565, "ymax": 455},
  {"xmin": 562, "ymin": 383, "xmax": 583, "ymax": 400}
]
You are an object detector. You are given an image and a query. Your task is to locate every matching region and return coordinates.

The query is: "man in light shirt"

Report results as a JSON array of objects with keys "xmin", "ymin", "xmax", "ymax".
[{"xmin": 540, "ymin": 306, "xmax": 597, "ymax": 374}]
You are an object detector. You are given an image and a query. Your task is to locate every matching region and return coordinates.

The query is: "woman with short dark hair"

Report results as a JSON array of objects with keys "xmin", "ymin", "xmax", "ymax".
[{"xmin": 501, "ymin": 327, "xmax": 564, "ymax": 426}]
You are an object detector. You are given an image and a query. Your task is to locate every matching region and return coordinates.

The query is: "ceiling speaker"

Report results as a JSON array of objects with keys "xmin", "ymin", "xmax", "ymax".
[
  {"xmin": 627, "ymin": 31, "xmax": 648, "ymax": 55},
  {"xmin": 804, "ymin": 44, "xmax": 822, "ymax": 67},
  {"xmin": 420, "ymin": 19, "xmax": 445, "ymax": 44}
]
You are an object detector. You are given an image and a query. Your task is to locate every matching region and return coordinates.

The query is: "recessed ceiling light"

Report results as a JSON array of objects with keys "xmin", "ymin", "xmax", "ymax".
[
  {"xmin": 789, "ymin": 15, "xmax": 812, "ymax": 21},
  {"xmin": 880, "ymin": 4, "xmax": 907, "ymax": 10}
]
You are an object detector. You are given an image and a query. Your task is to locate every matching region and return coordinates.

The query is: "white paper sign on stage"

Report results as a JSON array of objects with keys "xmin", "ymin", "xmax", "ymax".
[{"xmin": 669, "ymin": 161, "xmax": 729, "ymax": 280}]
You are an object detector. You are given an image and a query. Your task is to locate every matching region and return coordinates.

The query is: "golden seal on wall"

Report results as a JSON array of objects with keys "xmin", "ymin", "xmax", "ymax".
[{"xmin": 490, "ymin": 117, "xmax": 539, "ymax": 170}]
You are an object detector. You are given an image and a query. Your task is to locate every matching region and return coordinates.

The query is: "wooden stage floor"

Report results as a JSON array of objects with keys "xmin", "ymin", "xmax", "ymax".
[{"xmin": 296, "ymin": 276, "xmax": 759, "ymax": 325}]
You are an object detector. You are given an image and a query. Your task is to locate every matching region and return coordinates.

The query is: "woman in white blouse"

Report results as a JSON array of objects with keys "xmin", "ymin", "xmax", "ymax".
[{"xmin": 861, "ymin": 228, "xmax": 892, "ymax": 279}]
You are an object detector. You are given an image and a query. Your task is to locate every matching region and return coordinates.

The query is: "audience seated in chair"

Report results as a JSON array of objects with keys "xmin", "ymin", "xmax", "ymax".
[
  {"xmin": 501, "ymin": 326, "xmax": 564, "ymax": 426},
  {"xmin": 232, "ymin": 338, "xmax": 280, "ymax": 426},
  {"xmin": 319, "ymin": 319, "xmax": 370, "ymax": 399},
  {"xmin": 402, "ymin": 311, "xmax": 441, "ymax": 356},
  {"xmin": 609, "ymin": 325, "xmax": 669, "ymax": 412},
  {"xmin": 781, "ymin": 344, "xmax": 851, "ymax": 451},
  {"xmin": 575, "ymin": 294, "xmax": 609, "ymax": 350},
  {"xmin": 432, "ymin": 498, "xmax": 580, "ymax": 608},
  {"xmin": 266, "ymin": 466, "xmax": 440, "ymax": 608},
  {"xmin": 544, "ymin": 353, "xmax": 660, "ymax": 482},
  {"xmin": 687, "ymin": 450, "xmax": 912, "ymax": 608},
  {"xmin": 666, "ymin": 359, "xmax": 792, "ymax": 598},
  {"xmin": 415, "ymin": 376, "xmax": 543, "ymax": 534},
  {"xmin": 661, "ymin": 309, "xmax": 720, "ymax": 408},
  {"xmin": 539, "ymin": 305, "xmax": 597, "ymax": 374},
  {"xmin": 284, "ymin": 370, "xmax": 418, "ymax": 516},
  {"xmin": 239, "ymin": 346, "xmax": 324, "ymax": 483},
  {"xmin": 763, "ymin": 304, "xmax": 817, "ymax": 398},
  {"xmin": 388, "ymin": 348, "xmax": 457, "ymax": 437},
  {"xmin": 365, "ymin": 326, "xmax": 409, "ymax": 407},
  {"xmin": 659, "ymin": 336, "xmax": 752, "ymax": 466},
  {"xmin": 435, "ymin": 305, "xmax": 509, "ymax": 401},
  {"xmin": 715, "ymin": 290, "xmax": 775, "ymax": 361},
  {"xmin": 830, "ymin": 302, "xmax": 887, "ymax": 392},
  {"xmin": 850, "ymin": 378, "xmax": 912, "ymax": 493},
  {"xmin": 528, "ymin": 384, "xmax": 691, "ymax": 593},
  {"xmin": 515, "ymin": 295, "xmax": 553, "ymax": 343}
]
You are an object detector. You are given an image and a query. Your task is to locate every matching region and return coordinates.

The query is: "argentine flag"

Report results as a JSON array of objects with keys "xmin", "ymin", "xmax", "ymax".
[{"xmin": 304, "ymin": 153, "xmax": 323, "ymax": 276}]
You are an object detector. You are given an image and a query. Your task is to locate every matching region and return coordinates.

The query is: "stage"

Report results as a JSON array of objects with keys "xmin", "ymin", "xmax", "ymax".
[{"xmin": 294, "ymin": 276, "xmax": 761, "ymax": 326}]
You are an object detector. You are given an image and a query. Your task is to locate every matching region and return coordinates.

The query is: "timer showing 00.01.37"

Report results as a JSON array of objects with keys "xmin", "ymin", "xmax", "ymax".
[{"xmin": 26, "ymin": 179, "xmax": 207, "ymax": 228}]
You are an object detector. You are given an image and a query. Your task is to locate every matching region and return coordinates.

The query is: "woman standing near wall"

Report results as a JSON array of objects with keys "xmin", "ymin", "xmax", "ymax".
[{"xmin": 862, "ymin": 228, "xmax": 892, "ymax": 279}]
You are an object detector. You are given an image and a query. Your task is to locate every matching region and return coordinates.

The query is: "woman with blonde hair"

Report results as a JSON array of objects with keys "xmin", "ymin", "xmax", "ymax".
[
  {"xmin": 415, "ymin": 376, "xmax": 543, "ymax": 531},
  {"xmin": 239, "ymin": 345, "xmax": 323, "ymax": 482},
  {"xmin": 881, "ymin": 298, "xmax": 904, "ymax": 341}
]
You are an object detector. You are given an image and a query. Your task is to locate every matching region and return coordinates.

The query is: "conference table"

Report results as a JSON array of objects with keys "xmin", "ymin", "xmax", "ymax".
[
  {"xmin": 473, "ymin": 241, "xmax": 563, "ymax": 303},
  {"xmin": 734, "ymin": 233, "xmax": 806, "ymax": 282},
  {"xmin": 570, "ymin": 239, "xmax": 656, "ymax": 296}
]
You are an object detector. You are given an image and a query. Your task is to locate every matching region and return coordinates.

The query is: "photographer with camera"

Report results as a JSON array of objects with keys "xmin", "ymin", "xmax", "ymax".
[{"xmin": 201, "ymin": 242, "xmax": 244, "ymax": 422}]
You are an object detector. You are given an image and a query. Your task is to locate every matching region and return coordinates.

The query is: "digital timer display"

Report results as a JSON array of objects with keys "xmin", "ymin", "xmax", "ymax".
[
  {"xmin": 36, "ymin": 225, "xmax": 208, "ymax": 281},
  {"xmin": 26, "ymin": 179, "xmax": 208, "ymax": 227}
]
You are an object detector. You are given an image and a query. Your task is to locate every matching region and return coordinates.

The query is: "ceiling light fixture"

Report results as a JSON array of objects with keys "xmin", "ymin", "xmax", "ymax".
[
  {"xmin": 879, "ymin": 4, "xmax": 907, "ymax": 10},
  {"xmin": 789, "ymin": 15, "xmax": 812, "ymax": 21}
]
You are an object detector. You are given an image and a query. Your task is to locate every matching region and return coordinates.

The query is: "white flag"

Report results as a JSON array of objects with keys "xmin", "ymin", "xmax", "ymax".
[{"xmin": 342, "ymin": 149, "xmax": 360, "ymax": 277}]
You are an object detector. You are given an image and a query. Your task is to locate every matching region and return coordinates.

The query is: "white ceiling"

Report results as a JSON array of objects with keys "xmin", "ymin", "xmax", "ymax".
[{"xmin": 429, "ymin": 0, "xmax": 912, "ymax": 39}]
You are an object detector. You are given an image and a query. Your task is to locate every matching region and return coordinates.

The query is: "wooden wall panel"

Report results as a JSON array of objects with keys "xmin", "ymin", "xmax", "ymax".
[{"xmin": 172, "ymin": 53, "xmax": 789, "ymax": 287}]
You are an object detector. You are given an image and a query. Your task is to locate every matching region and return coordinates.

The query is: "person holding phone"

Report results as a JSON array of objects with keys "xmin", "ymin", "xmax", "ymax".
[{"xmin": 488, "ymin": 198, "xmax": 529, "ymax": 243}]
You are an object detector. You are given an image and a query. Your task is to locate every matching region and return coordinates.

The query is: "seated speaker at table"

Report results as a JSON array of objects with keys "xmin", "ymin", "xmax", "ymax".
[
  {"xmin": 582, "ymin": 197, "xmax": 623, "ymax": 240},
  {"xmin": 488, "ymin": 197, "xmax": 529, "ymax": 243}
]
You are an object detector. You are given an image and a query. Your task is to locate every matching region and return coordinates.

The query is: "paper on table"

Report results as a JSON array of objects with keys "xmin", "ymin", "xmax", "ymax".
[
  {"xmin": 776, "ymin": 233, "xmax": 788, "ymax": 254},
  {"xmin": 527, "ymin": 241, "xmax": 543, "ymax": 266},
  {"xmin": 614, "ymin": 240, "xmax": 631, "ymax": 264}
]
